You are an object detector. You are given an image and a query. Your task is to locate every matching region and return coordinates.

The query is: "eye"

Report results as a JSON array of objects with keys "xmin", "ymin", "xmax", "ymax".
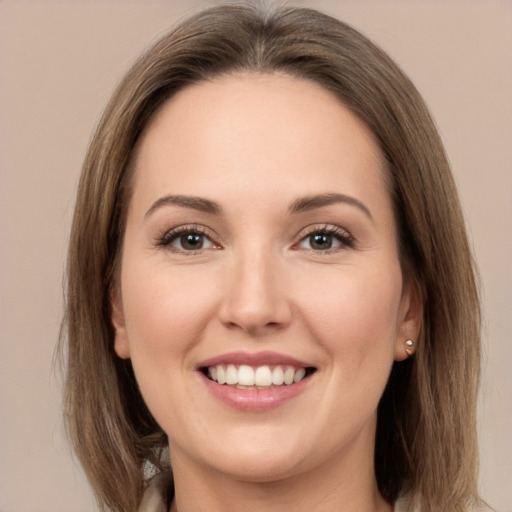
[
  {"xmin": 158, "ymin": 225, "xmax": 219, "ymax": 253},
  {"xmin": 297, "ymin": 225, "xmax": 355, "ymax": 252},
  {"xmin": 173, "ymin": 232, "xmax": 212, "ymax": 251},
  {"xmin": 300, "ymin": 232, "xmax": 341, "ymax": 251}
]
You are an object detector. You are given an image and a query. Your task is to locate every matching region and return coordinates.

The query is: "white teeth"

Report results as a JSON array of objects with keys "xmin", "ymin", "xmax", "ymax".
[
  {"xmin": 238, "ymin": 365, "xmax": 255, "ymax": 386},
  {"xmin": 293, "ymin": 367, "xmax": 306, "ymax": 383},
  {"xmin": 254, "ymin": 366, "xmax": 272, "ymax": 386},
  {"xmin": 206, "ymin": 364, "xmax": 309, "ymax": 387},
  {"xmin": 226, "ymin": 364, "xmax": 237, "ymax": 385},
  {"xmin": 272, "ymin": 366, "xmax": 284, "ymax": 385},
  {"xmin": 217, "ymin": 365, "xmax": 226, "ymax": 385},
  {"xmin": 284, "ymin": 367, "xmax": 295, "ymax": 385}
]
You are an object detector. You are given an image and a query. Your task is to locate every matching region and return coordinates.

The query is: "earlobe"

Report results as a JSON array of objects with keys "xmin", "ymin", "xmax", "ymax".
[
  {"xmin": 394, "ymin": 279, "xmax": 423, "ymax": 361},
  {"xmin": 110, "ymin": 285, "xmax": 131, "ymax": 359}
]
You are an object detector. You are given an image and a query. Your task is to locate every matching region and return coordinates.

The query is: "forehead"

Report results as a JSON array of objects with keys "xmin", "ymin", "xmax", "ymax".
[{"xmin": 130, "ymin": 73, "xmax": 389, "ymax": 212}]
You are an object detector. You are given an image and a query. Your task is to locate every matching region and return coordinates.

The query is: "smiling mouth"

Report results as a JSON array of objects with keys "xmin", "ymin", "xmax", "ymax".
[{"xmin": 201, "ymin": 364, "xmax": 316, "ymax": 389}]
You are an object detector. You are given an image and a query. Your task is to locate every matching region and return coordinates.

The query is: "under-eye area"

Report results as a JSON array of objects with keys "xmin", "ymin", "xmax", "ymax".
[{"xmin": 201, "ymin": 364, "xmax": 317, "ymax": 388}]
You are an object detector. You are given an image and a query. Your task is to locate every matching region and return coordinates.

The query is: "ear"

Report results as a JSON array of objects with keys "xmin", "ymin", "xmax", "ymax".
[
  {"xmin": 110, "ymin": 285, "xmax": 131, "ymax": 359},
  {"xmin": 394, "ymin": 279, "xmax": 423, "ymax": 361}
]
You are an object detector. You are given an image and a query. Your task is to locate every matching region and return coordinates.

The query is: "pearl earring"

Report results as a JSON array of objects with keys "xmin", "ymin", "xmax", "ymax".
[{"xmin": 405, "ymin": 339, "xmax": 415, "ymax": 357}]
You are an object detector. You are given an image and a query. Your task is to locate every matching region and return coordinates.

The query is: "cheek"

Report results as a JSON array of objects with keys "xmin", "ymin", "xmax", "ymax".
[
  {"xmin": 119, "ymin": 261, "xmax": 224, "ymax": 430},
  {"xmin": 295, "ymin": 262, "xmax": 403, "ymax": 368},
  {"xmin": 119, "ymin": 261, "xmax": 221, "ymax": 399}
]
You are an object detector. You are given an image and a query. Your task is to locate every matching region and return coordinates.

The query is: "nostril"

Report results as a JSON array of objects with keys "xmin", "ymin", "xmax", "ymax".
[{"xmin": 221, "ymin": 319, "xmax": 287, "ymax": 336}]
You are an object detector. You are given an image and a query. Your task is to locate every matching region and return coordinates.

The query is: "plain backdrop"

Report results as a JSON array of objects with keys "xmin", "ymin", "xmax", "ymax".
[{"xmin": 0, "ymin": 1, "xmax": 510, "ymax": 511}]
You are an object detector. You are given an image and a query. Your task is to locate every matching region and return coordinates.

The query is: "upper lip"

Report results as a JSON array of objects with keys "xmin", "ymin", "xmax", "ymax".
[{"xmin": 197, "ymin": 351, "xmax": 313, "ymax": 369}]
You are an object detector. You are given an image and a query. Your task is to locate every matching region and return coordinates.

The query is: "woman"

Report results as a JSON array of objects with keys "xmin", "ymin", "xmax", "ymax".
[{"xmin": 60, "ymin": 3, "xmax": 485, "ymax": 512}]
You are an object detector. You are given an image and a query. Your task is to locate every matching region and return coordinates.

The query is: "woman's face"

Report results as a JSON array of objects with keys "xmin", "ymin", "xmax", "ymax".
[{"xmin": 112, "ymin": 74, "xmax": 420, "ymax": 482}]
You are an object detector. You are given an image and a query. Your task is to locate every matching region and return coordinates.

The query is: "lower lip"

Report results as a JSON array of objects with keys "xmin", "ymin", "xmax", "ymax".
[{"xmin": 200, "ymin": 373, "xmax": 311, "ymax": 412}]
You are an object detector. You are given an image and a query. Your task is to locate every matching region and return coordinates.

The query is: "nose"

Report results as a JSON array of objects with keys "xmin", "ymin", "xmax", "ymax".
[{"xmin": 218, "ymin": 250, "xmax": 292, "ymax": 336}]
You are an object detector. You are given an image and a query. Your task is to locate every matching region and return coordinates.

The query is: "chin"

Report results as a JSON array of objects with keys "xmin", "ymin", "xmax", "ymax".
[
  {"xmin": 208, "ymin": 448, "xmax": 307, "ymax": 483},
  {"xmin": 169, "ymin": 421, "xmax": 314, "ymax": 483}
]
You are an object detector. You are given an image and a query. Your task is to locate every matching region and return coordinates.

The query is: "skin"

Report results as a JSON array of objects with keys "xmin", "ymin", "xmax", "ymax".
[{"xmin": 112, "ymin": 74, "xmax": 422, "ymax": 512}]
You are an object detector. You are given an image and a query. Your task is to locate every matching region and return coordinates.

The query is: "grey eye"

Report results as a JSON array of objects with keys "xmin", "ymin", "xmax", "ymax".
[
  {"xmin": 309, "ymin": 233, "xmax": 334, "ymax": 250},
  {"xmin": 300, "ymin": 231, "xmax": 343, "ymax": 251}
]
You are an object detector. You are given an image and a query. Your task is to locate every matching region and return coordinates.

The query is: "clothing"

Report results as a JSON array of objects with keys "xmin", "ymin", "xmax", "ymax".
[
  {"xmin": 393, "ymin": 493, "xmax": 416, "ymax": 512},
  {"xmin": 138, "ymin": 471, "xmax": 173, "ymax": 512}
]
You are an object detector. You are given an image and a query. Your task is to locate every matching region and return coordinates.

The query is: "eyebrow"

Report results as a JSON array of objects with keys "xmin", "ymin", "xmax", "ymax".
[
  {"xmin": 144, "ymin": 192, "xmax": 372, "ymax": 221},
  {"xmin": 289, "ymin": 193, "xmax": 373, "ymax": 220},
  {"xmin": 145, "ymin": 195, "xmax": 222, "ymax": 218}
]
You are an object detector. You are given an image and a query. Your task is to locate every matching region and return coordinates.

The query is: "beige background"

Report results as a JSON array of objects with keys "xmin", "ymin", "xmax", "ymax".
[{"xmin": 0, "ymin": 1, "xmax": 510, "ymax": 511}]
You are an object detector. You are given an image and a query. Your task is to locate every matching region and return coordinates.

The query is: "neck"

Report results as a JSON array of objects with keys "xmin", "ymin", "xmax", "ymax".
[{"xmin": 168, "ymin": 437, "xmax": 392, "ymax": 512}]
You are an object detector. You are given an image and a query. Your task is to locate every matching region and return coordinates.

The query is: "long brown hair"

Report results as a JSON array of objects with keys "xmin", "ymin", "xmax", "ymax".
[{"xmin": 60, "ymin": 3, "xmax": 482, "ymax": 511}]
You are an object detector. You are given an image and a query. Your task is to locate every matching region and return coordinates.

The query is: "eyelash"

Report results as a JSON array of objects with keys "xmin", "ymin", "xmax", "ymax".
[
  {"xmin": 295, "ymin": 224, "xmax": 355, "ymax": 253},
  {"xmin": 156, "ymin": 223, "xmax": 355, "ymax": 254},
  {"xmin": 156, "ymin": 225, "xmax": 220, "ymax": 254}
]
